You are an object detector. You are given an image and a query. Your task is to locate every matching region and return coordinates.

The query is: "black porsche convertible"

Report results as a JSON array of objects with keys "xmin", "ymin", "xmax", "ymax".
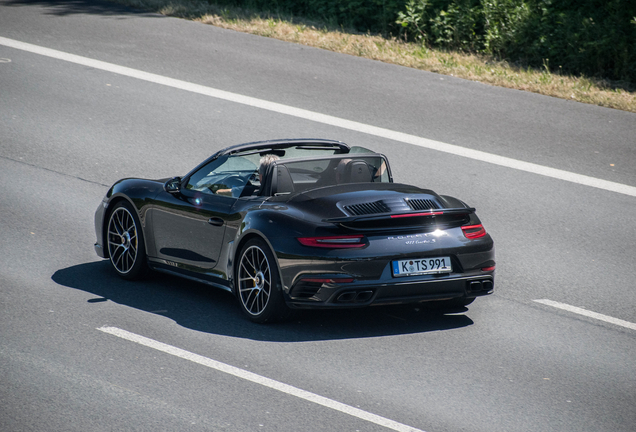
[{"xmin": 94, "ymin": 139, "xmax": 495, "ymax": 323}]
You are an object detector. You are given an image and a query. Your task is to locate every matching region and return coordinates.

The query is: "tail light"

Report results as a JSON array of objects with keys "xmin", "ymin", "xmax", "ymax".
[
  {"xmin": 297, "ymin": 235, "xmax": 365, "ymax": 248},
  {"xmin": 462, "ymin": 224, "xmax": 486, "ymax": 239}
]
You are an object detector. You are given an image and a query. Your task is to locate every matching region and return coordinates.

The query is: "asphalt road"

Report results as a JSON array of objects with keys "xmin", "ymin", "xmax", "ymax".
[{"xmin": 1, "ymin": 1, "xmax": 635, "ymax": 431}]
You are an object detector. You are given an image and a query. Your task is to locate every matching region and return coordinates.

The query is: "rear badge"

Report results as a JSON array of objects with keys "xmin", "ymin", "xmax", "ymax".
[
  {"xmin": 387, "ymin": 232, "xmax": 446, "ymax": 244},
  {"xmin": 405, "ymin": 239, "xmax": 435, "ymax": 245}
]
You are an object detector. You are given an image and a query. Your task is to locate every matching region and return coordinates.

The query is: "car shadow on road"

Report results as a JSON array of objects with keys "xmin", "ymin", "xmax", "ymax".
[{"xmin": 52, "ymin": 261, "xmax": 473, "ymax": 342}]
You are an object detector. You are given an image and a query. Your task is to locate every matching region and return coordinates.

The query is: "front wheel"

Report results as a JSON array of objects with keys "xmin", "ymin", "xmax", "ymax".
[
  {"xmin": 106, "ymin": 201, "xmax": 148, "ymax": 280},
  {"xmin": 236, "ymin": 238, "xmax": 289, "ymax": 323}
]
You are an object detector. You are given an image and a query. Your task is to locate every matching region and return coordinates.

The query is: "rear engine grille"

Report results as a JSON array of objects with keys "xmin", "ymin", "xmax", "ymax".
[
  {"xmin": 405, "ymin": 198, "xmax": 440, "ymax": 211},
  {"xmin": 344, "ymin": 200, "xmax": 391, "ymax": 216}
]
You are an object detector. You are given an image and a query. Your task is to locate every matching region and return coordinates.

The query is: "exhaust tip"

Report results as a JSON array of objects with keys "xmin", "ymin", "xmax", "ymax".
[
  {"xmin": 355, "ymin": 291, "xmax": 373, "ymax": 302},
  {"xmin": 469, "ymin": 281, "xmax": 483, "ymax": 292},
  {"xmin": 337, "ymin": 292, "xmax": 356, "ymax": 302}
]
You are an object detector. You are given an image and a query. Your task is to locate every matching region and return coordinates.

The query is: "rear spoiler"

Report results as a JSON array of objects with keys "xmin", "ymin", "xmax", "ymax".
[{"xmin": 323, "ymin": 208, "xmax": 475, "ymax": 224}]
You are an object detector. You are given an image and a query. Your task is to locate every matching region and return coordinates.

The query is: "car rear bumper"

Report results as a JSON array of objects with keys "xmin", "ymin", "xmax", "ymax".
[
  {"xmin": 277, "ymin": 238, "xmax": 495, "ymax": 309},
  {"xmin": 285, "ymin": 272, "xmax": 494, "ymax": 309}
]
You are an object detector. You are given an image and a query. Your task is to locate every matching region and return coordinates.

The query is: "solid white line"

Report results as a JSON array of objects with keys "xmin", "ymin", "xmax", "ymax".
[
  {"xmin": 534, "ymin": 299, "xmax": 636, "ymax": 331},
  {"xmin": 97, "ymin": 326, "xmax": 425, "ymax": 432},
  {"xmin": 2, "ymin": 35, "xmax": 636, "ymax": 197}
]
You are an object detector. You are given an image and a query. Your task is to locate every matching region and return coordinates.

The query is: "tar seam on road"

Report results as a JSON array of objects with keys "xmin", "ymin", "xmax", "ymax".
[
  {"xmin": 97, "ymin": 326, "xmax": 425, "ymax": 432},
  {"xmin": 0, "ymin": 155, "xmax": 110, "ymax": 187},
  {"xmin": 534, "ymin": 299, "xmax": 636, "ymax": 331},
  {"xmin": 2, "ymin": 36, "xmax": 635, "ymax": 198}
]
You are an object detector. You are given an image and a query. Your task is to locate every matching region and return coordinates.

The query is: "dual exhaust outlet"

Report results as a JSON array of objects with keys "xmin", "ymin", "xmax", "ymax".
[
  {"xmin": 337, "ymin": 290, "xmax": 374, "ymax": 303},
  {"xmin": 469, "ymin": 279, "xmax": 493, "ymax": 293}
]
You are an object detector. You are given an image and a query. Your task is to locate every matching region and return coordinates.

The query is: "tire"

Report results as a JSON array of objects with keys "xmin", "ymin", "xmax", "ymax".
[
  {"xmin": 106, "ymin": 201, "xmax": 148, "ymax": 280},
  {"xmin": 236, "ymin": 238, "xmax": 289, "ymax": 323}
]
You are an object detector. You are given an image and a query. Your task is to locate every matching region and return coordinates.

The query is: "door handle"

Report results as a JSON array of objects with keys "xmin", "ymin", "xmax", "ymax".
[{"xmin": 208, "ymin": 217, "xmax": 224, "ymax": 226}]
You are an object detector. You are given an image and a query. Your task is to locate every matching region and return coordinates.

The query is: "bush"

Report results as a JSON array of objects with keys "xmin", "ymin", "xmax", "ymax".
[
  {"xmin": 395, "ymin": 0, "xmax": 636, "ymax": 82},
  {"xmin": 509, "ymin": 0, "xmax": 636, "ymax": 82},
  {"xmin": 212, "ymin": 0, "xmax": 405, "ymax": 33},
  {"xmin": 212, "ymin": 0, "xmax": 636, "ymax": 82}
]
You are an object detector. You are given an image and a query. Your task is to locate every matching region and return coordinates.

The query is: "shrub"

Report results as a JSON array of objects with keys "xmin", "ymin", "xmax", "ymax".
[
  {"xmin": 395, "ymin": 0, "xmax": 636, "ymax": 82},
  {"xmin": 212, "ymin": 0, "xmax": 636, "ymax": 82}
]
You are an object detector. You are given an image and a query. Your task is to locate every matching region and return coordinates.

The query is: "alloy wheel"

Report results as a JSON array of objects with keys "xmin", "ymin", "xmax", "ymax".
[
  {"xmin": 238, "ymin": 245, "xmax": 271, "ymax": 316},
  {"xmin": 107, "ymin": 206, "xmax": 139, "ymax": 275}
]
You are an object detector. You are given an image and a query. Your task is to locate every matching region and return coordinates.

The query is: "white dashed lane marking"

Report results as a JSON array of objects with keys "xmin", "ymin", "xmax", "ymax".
[
  {"xmin": 98, "ymin": 326, "xmax": 426, "ymax": 432},
  {"xmin": 534, "ymin": 299, "xmax": 636, "ymax": 331}
]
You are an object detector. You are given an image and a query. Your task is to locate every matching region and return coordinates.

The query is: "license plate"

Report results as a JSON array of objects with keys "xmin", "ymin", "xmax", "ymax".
[{"xmin": 392, "ymin": 257, "xmax": 452, "ymax": 277}]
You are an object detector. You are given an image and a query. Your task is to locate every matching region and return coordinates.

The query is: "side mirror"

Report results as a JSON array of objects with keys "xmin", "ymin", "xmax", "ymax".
[{"xmin": 164, "ymin": 177, "xmax": 182, "ymax": 194}]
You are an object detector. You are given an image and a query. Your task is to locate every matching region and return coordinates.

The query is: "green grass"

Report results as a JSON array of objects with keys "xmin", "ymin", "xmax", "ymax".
[{"xmin": 110, "ymin": 0, "xmax": 636, "ymax": 113}]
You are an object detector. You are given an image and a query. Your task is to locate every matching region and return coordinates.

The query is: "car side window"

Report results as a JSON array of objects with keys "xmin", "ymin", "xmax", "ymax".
[{"xmin": 185, "ymin": 155, "xmax": 258, "ymax": 197}]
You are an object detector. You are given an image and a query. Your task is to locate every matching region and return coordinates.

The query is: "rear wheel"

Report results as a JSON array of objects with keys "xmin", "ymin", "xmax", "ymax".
[
  {"xmin": 236, "ymin": 238, "xmax": 289, "ymax": 323},
  {"xmin": 106, "ymin": 201, "xmax": 148, "ymax": 280}
]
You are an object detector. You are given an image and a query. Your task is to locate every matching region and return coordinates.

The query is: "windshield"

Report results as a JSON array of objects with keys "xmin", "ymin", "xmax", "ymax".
[{"xmin": 185, "ymin": 154, "xmax": 259, "ymax": 197}]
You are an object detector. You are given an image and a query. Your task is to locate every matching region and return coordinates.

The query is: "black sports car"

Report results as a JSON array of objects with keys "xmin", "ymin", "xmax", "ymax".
[{"xmin": 94, "ymin": 139, "xmax": 494, "ymax": 323}]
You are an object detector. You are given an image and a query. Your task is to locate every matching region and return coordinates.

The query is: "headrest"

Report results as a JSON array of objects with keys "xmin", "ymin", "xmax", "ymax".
[
  {"xmin": 336, "ymin": 159, "xmax": 372, "ymax": 183},
  {"xmin": 272, "ymin": 165, "xmax": 294, "ymax": 195}
]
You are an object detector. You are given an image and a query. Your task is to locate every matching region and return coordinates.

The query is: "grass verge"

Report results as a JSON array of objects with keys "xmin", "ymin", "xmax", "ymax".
[{"xmin": 111, "ymin": 0, "xmax": 636, "ymax": 113}]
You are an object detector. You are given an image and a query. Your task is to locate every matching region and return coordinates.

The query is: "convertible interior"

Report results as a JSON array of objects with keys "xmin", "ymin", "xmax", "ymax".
[
  {"xmin": 186, "ymin": 150, "xmax": 389, "ymax": 199},
  {"xmin": 263, "ymin": 154, "xmax": 390, "ymax": 197}
]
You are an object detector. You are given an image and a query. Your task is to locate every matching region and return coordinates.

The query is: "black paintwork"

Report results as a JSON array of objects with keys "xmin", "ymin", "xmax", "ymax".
[{"xmin": 95, "ymin": 139, "xmax": 494, "ymax": 309}]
